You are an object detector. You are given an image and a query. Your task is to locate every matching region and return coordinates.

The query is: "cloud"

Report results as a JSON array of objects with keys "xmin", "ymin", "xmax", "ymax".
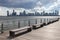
[
  {"xmin": 30, "ymin": 0, "xmax": 60, "ymax": 13},
  {"xmin": 0, "ymin": 0, "xmax": 37, "ymax": 9},
  {"xmin": 0, "ymin": 0, "xmax": 56, "ymax": 9},
  {"xmin": 0, "ymin": 0, "xmax": 60, "ymax": 16},
  {"xmin": 46, "ymin": 0, "xmax": 60, "ymax": 11}
]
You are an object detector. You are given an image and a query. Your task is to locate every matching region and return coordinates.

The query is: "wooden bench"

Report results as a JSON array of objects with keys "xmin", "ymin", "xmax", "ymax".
[
  {"xmin": 32, "ymin": 23, "xmax": 43, "ymax": 29},
  {"xmin": 9, "ymin": 26, "xmax": 32, "ymax": 37},
  {"xmin": 51, "ymin": 19, "xmax": 58, "ymax": 23},
  {"xmin": 54, "ymin": 18, "xmax": 59, "ymax": 22},
  {"xmin": 47, "ymin": 20, "xmax": 52, "ymax": 24}
]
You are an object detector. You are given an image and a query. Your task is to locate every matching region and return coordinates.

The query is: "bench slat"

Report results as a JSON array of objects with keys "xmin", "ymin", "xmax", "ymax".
[{"xmin": 11, "ymin": 26, "xmax": 31, "ymax": 32}]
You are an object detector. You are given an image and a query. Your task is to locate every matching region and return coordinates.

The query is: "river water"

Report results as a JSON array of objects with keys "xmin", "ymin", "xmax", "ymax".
[{"xmin": 0, "ymin": 16, "xmax": 59, "ymax": 31}]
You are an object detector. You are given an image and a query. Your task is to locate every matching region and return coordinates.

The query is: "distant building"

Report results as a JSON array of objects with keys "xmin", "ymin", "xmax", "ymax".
[
  {"xmin": 20, "ymin": 12, "xmax": 23, "ymax": 16},
  {"xmin": 12, "ymin": 10, "xmax": 17, "ymax": 16},
  {"xmin": 35, "ymin": 12, "xmax": 40, "ymax": 16},
  {"xmin": 7, "ymin": 11, "xmax": 9, "ymax": 16},
  {"xmin": 55, "ymin": 10, "xmax": 59, "ymax": 16},
  {"xmin": 23, "ymin": 10, "xmax": 26, "ymax": 16},
  {"xmin": 44, "ymin": 13, "xmax": 48, "ymax": 16},
  {"xmin": 42, "ymin": 11, "xmax": 45, "ymax": 16},
  {"xmin": 28, "ymin": 13, "xmax": 34, "ymax": 16}
]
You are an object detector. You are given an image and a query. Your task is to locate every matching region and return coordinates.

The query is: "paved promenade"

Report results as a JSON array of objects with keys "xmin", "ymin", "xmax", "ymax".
[{"xmin": 0, "ymin": 19, "xmax": 60, "ymax": 40}]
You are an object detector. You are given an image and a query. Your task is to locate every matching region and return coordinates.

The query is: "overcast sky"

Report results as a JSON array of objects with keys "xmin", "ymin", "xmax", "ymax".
[{"xmin": 0, "ymin": 0, "xmax": 60, "ymax": 16}]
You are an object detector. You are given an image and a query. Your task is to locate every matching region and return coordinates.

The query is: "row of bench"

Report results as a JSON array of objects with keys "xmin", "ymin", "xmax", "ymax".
[{"xmin": 9, "ymin": 18, "xmax": 59, "ymax": 37}]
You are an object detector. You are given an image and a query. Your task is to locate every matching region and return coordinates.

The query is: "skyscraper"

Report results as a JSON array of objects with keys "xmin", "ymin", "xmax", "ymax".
[
  {"xmin": 7, "ymin": 10, "xmax": 9, "ymax": 16},
  {"xmin": 23, "ymin": 10, "xmax": 26, "ymax": 16},
  {"xmin": 55, "ymin": 10, "xmax": 59, "ymax": 16},
  {"xmin": 12, "ymin": 10, "xmax": 17, "ymax": 16}
]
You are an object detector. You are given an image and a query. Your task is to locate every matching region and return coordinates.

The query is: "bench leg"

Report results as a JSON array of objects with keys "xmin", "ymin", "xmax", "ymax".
[
  {"xmin": 9, "ymin": 31, "xmax": 15, "ymax": 37},
  {"xmin": 32, "ymin": 26, "xmax": 37, "ymax": 29},
  {"xmin": 27, "ymin": 28, "xmax": 32, "ymax": 32},
  {"xmin": 43, "ymin": 23, "xmax": 46, "ymax": 26}
]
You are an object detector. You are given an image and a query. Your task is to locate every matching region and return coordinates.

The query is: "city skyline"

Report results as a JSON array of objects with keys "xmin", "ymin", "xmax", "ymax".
[
  {"xmin": 0, "ymin": 0, "xmax": 60, "ymax": 16},
  {"xmin": 7, "ymin": 10, "xmax": 59, "ymax": 16}
]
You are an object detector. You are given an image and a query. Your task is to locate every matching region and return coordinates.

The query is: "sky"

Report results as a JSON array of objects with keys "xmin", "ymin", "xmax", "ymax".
[{"xmin": 0, "ymin": 0, "xmax": 60, "ymax": 16}]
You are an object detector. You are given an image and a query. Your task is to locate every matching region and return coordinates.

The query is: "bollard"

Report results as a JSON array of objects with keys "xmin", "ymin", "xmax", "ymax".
[
  {"xmin": 18, "ymin": 21, "xmax": 20, "ymax": 28},
  {"xmin": 35, "ymin": 19, "xmax": 37, "ymax": 24},
  {"xmin": 28, "ymin": 20, "xmax": 30, "ymax": 26},
  {"xmin": 1, "ymin": 23, "xmax": 4, "ymax": 33}
]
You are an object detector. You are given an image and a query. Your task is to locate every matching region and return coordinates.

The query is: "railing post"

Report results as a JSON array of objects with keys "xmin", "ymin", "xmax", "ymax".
[
  {"xmin": 35, "ymin": 19, "xmax": 37, "ymax": 24},
  {"xmin": 41, "ymin": 19, "xmax": 42, "ymax": 23},
  {"xmin": 44, "ymin": 18, "xmax": 45, "ymax": 23},
  {"xmin": 1, "ymin": 23, "xmax": 4, "ymax": 33},
  {"xmin": 28, "ymin": 20, "xmax": 30, "ymax": 26},
  {"xmin": 18, "ymin": 21, "xmax": 20, "ymax": 28},
  {"xmin": 24, "ymin": 20, "xmax": 26, "ymax": 26}
]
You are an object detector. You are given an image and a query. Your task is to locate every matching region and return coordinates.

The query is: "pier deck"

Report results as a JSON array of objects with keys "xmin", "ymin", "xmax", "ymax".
[{"xmin": 0, "ymin": 19, "xmax": 60, "ymax": 40}]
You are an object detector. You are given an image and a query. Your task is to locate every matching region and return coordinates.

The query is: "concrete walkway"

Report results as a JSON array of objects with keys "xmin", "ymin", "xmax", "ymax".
[{"xmin": 0, "ymin": 19, "xmax": 60, "ymax": 40}]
